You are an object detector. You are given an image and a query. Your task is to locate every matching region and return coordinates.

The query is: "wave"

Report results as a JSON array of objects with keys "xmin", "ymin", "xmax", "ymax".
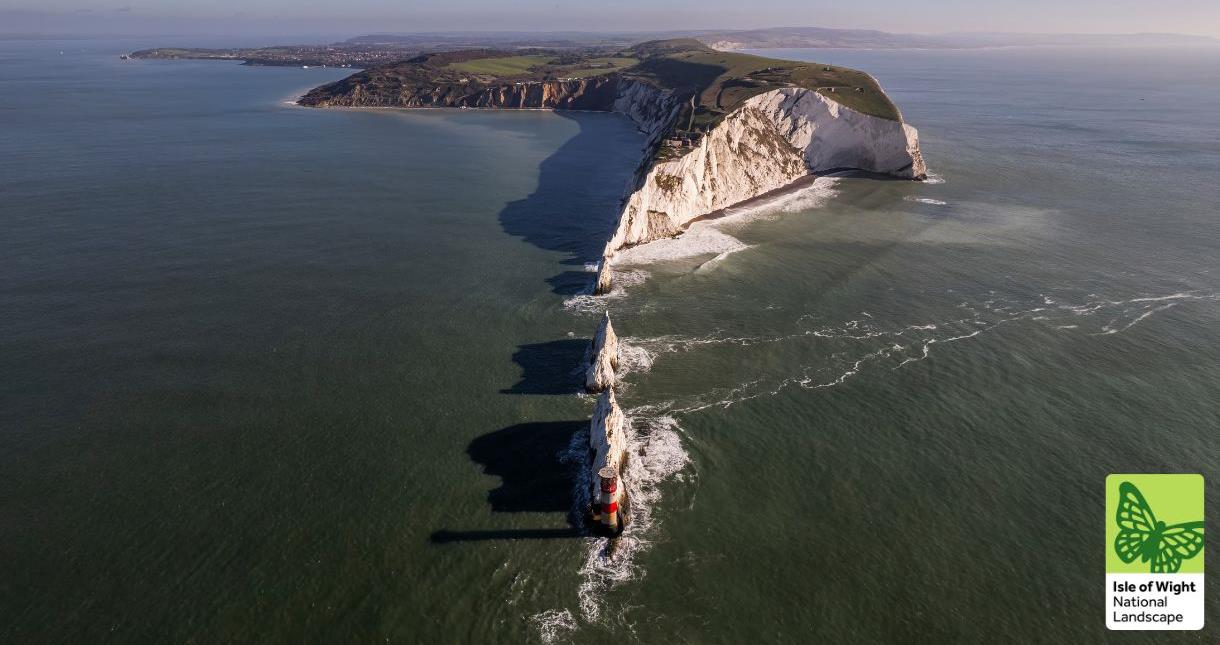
[
  {"xmin": 529, "ymin": 609, "xmax": 577, "ymax": 644},
  {"xmin": 617, "ymin": 339, "xmax": 656, "ymax": 376},
  {"xmin": 611, "ymin": 224, "xmax": 748, "ymax": 266},
  {"xmin": 562, "ymin": 269, "xmax": 650, "ymax": 314},
  {"xmin": 718, "ymin": 176, "xmax": 839, "ymax": 221},
  {"xmin": 905, "ymin": 196, "xmax": 947, "ymax": 206},
  {"xmin": 610, "ymin": 178, "xmax": 840, "ymax": 271}
]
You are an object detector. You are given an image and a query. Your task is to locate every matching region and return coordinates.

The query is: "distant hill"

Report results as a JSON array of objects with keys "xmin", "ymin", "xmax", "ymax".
[
  {"xmin": 694, "ymin": 27, "xmax": 948, "ymax": 50},
  {"xmin": 129, "ymin": 27, "xmax": 1219, "ymax": 73},
  {"xmin": 344, "ymin": 27, "xmax": 1219, "ymax": 51}
]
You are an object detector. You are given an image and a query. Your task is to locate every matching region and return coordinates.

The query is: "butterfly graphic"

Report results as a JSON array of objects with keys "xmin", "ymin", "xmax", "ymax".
[{"xmin": 1114, "ymin": 481, "xmax": 1204, "ymax": 573}]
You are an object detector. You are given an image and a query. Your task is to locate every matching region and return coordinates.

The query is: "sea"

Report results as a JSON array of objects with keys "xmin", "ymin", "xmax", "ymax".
[{"xmin": 2, "ymin": 39, "xmax": 1218, "ymax": 644}]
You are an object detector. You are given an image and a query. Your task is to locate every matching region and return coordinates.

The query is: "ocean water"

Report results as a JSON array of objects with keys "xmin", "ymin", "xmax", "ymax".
[{"xmin": 2, "ymin": 40, "xmax": 1218, "ymax": 643}]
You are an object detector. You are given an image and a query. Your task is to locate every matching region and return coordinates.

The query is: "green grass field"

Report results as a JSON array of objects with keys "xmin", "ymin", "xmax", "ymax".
[
  {"xmin": 445, "ymin": 55, "xmax": 554, "ymax": 76},
  {"xmin": 656, "ymin": 49, "xmax": 901, "ymax": 124},
  {"xmin": 557, "ymin": 57, "xmax": 640, "ymax": 78}
]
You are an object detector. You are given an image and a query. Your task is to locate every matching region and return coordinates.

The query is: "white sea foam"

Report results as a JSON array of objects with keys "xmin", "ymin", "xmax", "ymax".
[
  {"xmin": 541, "ymin": 287, "xmax": 1217, "ymax": 640},
  {"xmin": 529, "ymin": 609, "xmax": 577, "ymax": 644},
  {"xmin": 617, "ymin": 339, "xmax": 656, "ymax": 375},
  {"xmin": 575, "ymin": 412, "xmax": 690, "ymax": 623},
  {"xmin": 612, "ymin": 224, "xmax": 748, "ymax": 265},
  {"xmin": 532, "ymin": 400, "xmax": 690, "ymax": 639},
  {"xmin": 625, "ymin": 289, "xmax": 1219, "ymax": 416},
  {"xmin": 562, "ymin": 269, "xmax": 651, "ymax": 313},
  {"xmin": 904, "ymin": 196, "xmax": 947, "ymax": 206},
  {"xmin": 716, "ymin": 176, "xmax": 839, "ymax": 223},
  {"xmin": 610, "ymin": 178, "xmax": 839, "ymax": 270},
  {"xmin": 923, "ymin": 171, "xmax": 946, "ymax": 185}
]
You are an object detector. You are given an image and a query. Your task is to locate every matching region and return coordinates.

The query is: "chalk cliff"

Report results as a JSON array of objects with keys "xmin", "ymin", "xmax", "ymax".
[
  {"xmin": 300, "ymin": 73, "xmax": 681, "ymax": 140},
  {"xmin": 594, "ymin": 87, "xmax": 924, "ymax": 292},
  {"xmin": 585, "ymin": 312, "xmax": 620, "ymax": 393}
]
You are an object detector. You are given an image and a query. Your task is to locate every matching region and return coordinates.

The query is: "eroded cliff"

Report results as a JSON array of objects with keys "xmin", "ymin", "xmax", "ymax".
[{"xmin": 593, "ymin": 87, "xmax": 924, "ymax": 292}]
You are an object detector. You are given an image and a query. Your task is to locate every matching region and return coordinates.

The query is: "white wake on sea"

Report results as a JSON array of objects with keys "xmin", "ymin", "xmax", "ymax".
[{"xmin": 615, "ymin": 289, "xmax": 1218, "ymax": 415}]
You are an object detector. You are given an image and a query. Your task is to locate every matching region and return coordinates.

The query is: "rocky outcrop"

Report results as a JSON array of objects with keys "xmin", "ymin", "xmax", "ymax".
[
  {"xmin": 585, "ymin": 312, "xmax": 620, "ymax": 392},
  {"xmin": 594, "ymin": 260, "xmax": 614, "ymax": 295}
]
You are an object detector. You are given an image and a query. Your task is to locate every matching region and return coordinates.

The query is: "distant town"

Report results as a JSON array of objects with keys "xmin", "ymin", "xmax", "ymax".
[{"xmin": 127, "ymin": 44, "xmax": 421, "ymax": 68}]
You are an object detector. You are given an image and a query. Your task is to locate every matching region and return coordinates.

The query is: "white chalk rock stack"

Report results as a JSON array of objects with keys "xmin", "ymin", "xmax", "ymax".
[
  {"xmin": 589, "ymin": 388, "xmax": 627, "ymax": 499},
  {"xmin": 593, "ymin": 257, "xmax": 614, "ymax": 297},
  {"xmin": 585, "ymin": 311, "xmax": 619, "ymax": 392}
]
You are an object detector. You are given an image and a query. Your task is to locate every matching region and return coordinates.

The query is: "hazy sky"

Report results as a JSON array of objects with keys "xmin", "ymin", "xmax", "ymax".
[{"xmin": 4, "ymin": 0, "xmax": 1220, "ymax": 38}]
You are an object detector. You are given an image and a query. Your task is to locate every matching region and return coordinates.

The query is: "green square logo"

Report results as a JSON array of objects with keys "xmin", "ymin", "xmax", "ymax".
[{"xmin": 1106, "ymin": 474, "xmax": 1205, "ymax": 574}]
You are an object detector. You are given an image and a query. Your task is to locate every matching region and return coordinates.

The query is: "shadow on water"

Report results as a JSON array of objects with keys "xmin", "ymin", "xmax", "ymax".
[
  {"xmin": 546, "ymin": 271, "xmax": 596, "ymax": 296},
  {"xmin": 500, "ymin": 339, "xmax": 588, "ymax": 395},
  {"xmin": 432, "ymin": 112, "xmax": 638, "ymax": 543},
  {"xmin": 497, "ymin": 111, "xmax": 640, "ymax": 294},
  {"xmin": 430, "ymin": 420, "xmax": 587, "ymax": 544}
]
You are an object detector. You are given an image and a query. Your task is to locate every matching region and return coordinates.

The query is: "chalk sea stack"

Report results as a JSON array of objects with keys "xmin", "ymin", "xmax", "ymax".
[
  {"xmin": 589, "ymin": 387, "xmax": 627, "ymax": 510},
  {"xmin": 586, "ymin": 311, "xmax": 620, "ymax": 392}
]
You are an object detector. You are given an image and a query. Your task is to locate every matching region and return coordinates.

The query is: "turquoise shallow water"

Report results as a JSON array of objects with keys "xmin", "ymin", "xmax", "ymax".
[{"xmin": 1, "ymin": 41, "xmax": 1218, "ymax": 643}]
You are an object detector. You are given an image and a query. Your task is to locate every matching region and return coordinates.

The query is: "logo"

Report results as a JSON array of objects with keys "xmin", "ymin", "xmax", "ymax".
[
  {"xmin": 1106, "ymin": 473, "xmax": 1205, "ymax": 631},
  {"xmin": 1113, "ymin": 481, "xmax": 1204, "ymax": 573}
]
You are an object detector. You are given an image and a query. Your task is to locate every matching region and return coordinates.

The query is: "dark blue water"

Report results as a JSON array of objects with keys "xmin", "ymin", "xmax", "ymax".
[{"xmin": 2, "ymin": 40, "xmax": 1218, "ymax": 643}]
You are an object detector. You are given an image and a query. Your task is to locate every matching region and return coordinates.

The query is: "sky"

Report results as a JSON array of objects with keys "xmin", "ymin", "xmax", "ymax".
[{"xmin": 3, "ymin": 0, "xmax": 1219, "ymax": 38}]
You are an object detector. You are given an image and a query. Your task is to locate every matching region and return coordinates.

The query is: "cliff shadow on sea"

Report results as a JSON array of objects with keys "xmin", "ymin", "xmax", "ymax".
[
  {"xmin": 431, "ymin": 420, "xmax": 587, "ymax": 543},
  {"xmin": 497, "ymin": 111, "xmax": 645, "ymax": 296},
  {"xmin": 500, "ymin": 339, "xmax": 588, "ymax": 395},
  {"xmin": 431, "ymin": 112, "xmax": 646, "ymax": 544}
]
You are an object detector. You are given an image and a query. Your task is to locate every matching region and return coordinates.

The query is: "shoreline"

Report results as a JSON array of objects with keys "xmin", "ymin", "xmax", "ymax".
[{"xmin": 289, "ymin": 101, "xmax": 623, "ymax": 116}]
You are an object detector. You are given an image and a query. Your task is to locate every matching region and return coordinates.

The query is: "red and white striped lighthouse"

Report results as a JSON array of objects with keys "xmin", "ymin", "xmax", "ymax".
[{"xmin": 597, "ymin": 466, "xmax": 623, "ymax": 534}]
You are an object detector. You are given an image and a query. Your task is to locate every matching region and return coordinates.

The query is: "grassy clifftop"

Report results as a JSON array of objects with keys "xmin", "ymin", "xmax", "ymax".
[{"xmin": 626, "ymin": 40, "xmax": 901, "ymax": 125}]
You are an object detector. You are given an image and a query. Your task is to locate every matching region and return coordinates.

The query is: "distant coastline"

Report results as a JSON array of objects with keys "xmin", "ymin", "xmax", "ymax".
[{"xmin": 123, "ymin": 27, "xmax": 1219, "ymax": 70}]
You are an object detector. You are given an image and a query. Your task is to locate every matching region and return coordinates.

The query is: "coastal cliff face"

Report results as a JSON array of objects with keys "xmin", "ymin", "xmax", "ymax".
[
  {"xmin": 300, "ymin": 73, "xmax": 682, "ymax": 156},
  {"xmin": 612, "ymin": 80, "xmax": 683, "ymax": 142},
  {"xmin": 299, "ymin": 74, "xmax": 681, "ymax": 124},
  {"xmin": 600, "ymin": 88, "xmax": 925, "ymax": 260}
]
